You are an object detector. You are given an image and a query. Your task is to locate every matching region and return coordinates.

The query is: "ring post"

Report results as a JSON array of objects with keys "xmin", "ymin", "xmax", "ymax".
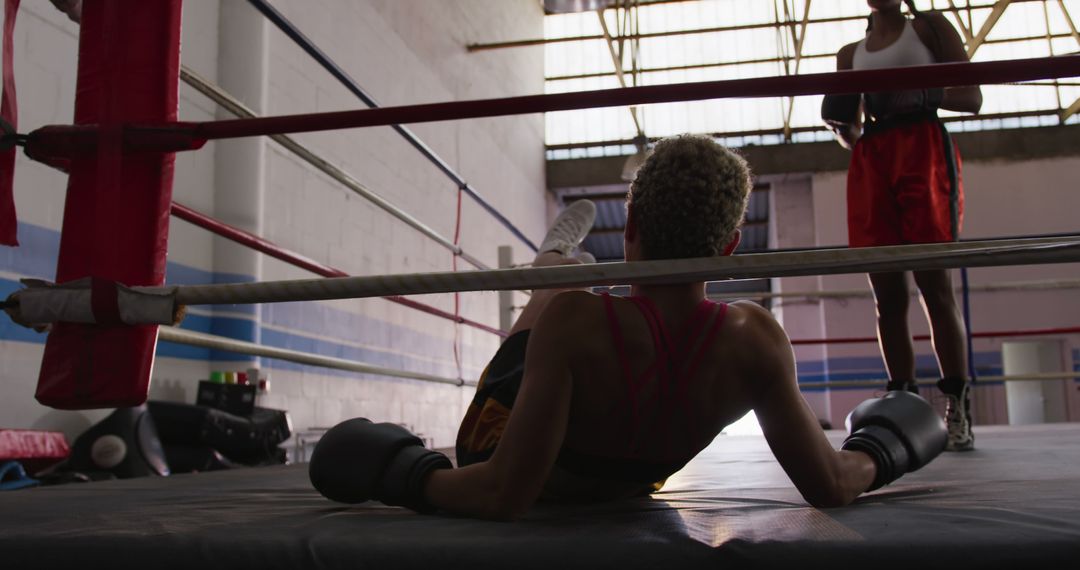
[{"xmin": 35, "ymin": 0, "xmax": 183, "ymax": 409}]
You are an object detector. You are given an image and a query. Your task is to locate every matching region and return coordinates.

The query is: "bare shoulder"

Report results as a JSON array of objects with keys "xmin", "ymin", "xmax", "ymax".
[
  {"xmin": 530, "ymin": 290, "xmax": 613, "ymax": 362},
  {"xmin": 836, "ymin": 41, "xmax": 859, "ymax": 70},
  {"xmin": 910, "ymin": 12, "xmax": 947, "ymax": 39},
  {"xmin": 724, "ymin": 301, "xmax": 796, "ymax": 394},
  {"xmin": 912, "ymin": 12, "xmax": 966, "ymax": 60},
  {"xmin": 540, "ymin": 290, "xmax": 602, "ymax": 319},
  {"xmin": 724, "ymin": 301, "xmax": 790, "ymax": 357},
  {"xmin": 913, "ymin": 11, "xmax": 953, "ymax": 32},
  {"xmin": 533, "ymin": 290, "xmax": 606, "ymax": 337}
]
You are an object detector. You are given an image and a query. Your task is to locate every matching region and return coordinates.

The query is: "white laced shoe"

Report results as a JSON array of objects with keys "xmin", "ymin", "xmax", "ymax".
[
  {"xmin": 574, "ymin": 251, "xmax": 597, "ymax": 264},
  {"xmin": 940, "ymin": 380, "xmax": 975, "ymax": 452},
  {"xmin": 539, "ymin": 200, "xmax": 596, "ymax": 257}
]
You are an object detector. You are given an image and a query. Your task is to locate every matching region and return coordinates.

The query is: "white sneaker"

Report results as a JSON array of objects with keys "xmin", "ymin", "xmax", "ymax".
[
  {"xmin": 539, "ymin": 200, "xmax": 596, "ymax": 257},
  {"xmin": 939, "ymin": 379, "xmax": 975, "ymax": 452},
  {"xmin": 574, "ymin": 251, "xmax": 597, "ymax": 264}
]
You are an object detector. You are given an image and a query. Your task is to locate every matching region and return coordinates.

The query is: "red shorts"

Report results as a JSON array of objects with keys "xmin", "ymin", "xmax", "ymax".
[{"xmin": 847, "ymin": 119, "xmax": 964, "ymax": 247}]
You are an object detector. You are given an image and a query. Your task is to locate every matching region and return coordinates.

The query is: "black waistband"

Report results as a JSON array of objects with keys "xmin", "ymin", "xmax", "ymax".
[{"xmin": 863, "ymin": 109, "xmax": 939, "ymax": 137}]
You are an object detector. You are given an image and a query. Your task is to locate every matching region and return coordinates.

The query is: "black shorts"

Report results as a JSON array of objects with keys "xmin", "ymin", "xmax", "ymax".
[{"xmin": 455, "ymin": 330, "xmax": 530, "ymax": 467}]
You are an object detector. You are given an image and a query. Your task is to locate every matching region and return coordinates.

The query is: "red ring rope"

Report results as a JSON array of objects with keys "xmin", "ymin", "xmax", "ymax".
[
  {"xmin": 22, "ymin": 55, "xmax": 1080, "ymax": 163},
  {"xmin": 186, "ymin": 56, "xmax": 1080, "ymax": 143},
  {"xmin": 170, "ymin": 203, "xmax": 506, "ymax": 338}
]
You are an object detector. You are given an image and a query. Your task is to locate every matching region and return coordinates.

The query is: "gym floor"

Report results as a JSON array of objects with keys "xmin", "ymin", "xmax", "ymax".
[{"xmin": 3, "ymin": 423, "xmax": 1078, "ymax": 569}]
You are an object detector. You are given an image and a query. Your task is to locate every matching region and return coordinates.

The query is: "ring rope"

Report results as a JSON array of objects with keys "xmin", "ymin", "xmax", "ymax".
[
  {"xmin": 804, "ymin": 371, "xmax": 1080, "ymax": 391},
  {"xmin": 162, "ymin": 236, "xmax": 1080, "ymax": 308},
  {"xmin": 170, "ymin": 203, "xmax": 506, "ymax": 338},
  {"xmin": 712, "ymin": 277, "xmax": 1080, "ymax": 302},
  {"xmin": 243, "ymin": 0, "xmax": 539, "ymax": 252},
  {"xmin": 791, "ymin": 326, "xmax": 1080, "ymax": 347},
  {"xmin": 175, "ymin": 69, "xmax": 507, "ymax": 337},
  {"xmin": 158, "ymin": 326, "xmax": 472, "ymax": 387},
  {"xmin": 159, "ymin": 322, "xmax": 1077, "ymax": 392},
  {"xmin": 162, "ymin": 56, "xmax": 1080, "ymax": 145},
  {"xmin": 177, "ymin": 66, "xmax": 489, "ymax": 271}
]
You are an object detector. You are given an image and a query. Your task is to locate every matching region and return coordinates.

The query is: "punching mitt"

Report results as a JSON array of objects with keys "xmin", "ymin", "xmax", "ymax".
[
  {"xmin": 66, "ymin": 405, "xmax": 170, "ymax": 479},
  {"xmin": 309, "ymin": 418, "xmax": 451, "ymax": 513},
  {"xmin": 821, "ymin": 93, "xmax": 861, "ymax": 127},
  {"xmin": 842, "ymin": 391, "xmax": 946, "ymax": 490}
]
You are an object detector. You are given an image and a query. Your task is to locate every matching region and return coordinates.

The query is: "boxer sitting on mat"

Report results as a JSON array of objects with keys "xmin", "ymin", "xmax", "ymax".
[{"xmin": 309, "ymin": 135, "xmax": 947, "ymax": 519}]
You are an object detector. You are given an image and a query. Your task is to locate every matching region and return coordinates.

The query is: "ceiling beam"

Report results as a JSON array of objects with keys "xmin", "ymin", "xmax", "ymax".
[
  {"xmin": 945, "ymin": 0, "xmax": 976, "ymax": 43},
  {"xmin": 782, "ymin": 0, "xmax": 813, "ymax": 142},
  {"xmin": 597, "ymin": 6, "xmax": 644, "ymax": 135},
  {"xmin": 545, "ymin": 32, "xmax": 1074, "ymax": 81},
  {"xmin": 967, "ymin": 0, "xmax": 1013, "ymax": 57},
  {"xmin": 469, "ymin": 0, "xmax": 1045, "ymax": 52},
  {"xmin": 1061, "ymin": 96, "xmax": 1080, "ymax": 121},
  {"xmin": 1058, "ymin": 0, "xmax": 1080, "ymax": 48},
  {"xmin": 470, "ymin": 14, "xmax": 867, "ymax": 51}
]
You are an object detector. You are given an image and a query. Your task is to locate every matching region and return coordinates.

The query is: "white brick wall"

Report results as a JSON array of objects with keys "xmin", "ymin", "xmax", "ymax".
[{"xmin": 0, "ymin": 0, "xmax": 547, "ymax": 448}]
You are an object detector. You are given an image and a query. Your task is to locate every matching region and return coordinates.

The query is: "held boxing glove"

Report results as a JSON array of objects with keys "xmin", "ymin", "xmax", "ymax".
[
  {"xmin": 842, "ymin": 391, "xmax": 947, "ymax": 490},
  {"xmin": 309, "ymin": 418, "xmax": 451, "ymax": 513},
  {"xmin": 821, "ymin": 93, "xmax": 862, "ymax": 128},
  {"xmin": 865, "ymin": 87, "xmax": 944, "ymax": 120}
]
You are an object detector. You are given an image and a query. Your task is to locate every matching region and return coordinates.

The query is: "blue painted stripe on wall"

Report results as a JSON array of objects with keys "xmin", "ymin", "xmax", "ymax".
[
  {"xmin": 795, "ymin": 360, "xmax": 826, "ymax": 374},
  {"xmin": 165, "ymin": 261, "xmax": 250, "ymax": 287},
  {"xmin": 0, "ymin": 279, "xmax": 50, "ymax": 344},
  {"xmin": 260, "ymin": 300, "xmax": 468, "ymax": 369},
  {"xmin": 795, "ymin": 352, "xmax": 1004, "ymax": 386},
  {"xmin": 258, "ymin": 356, "xmax": 465, "ymax": 383},
  {"xmin": 258, "ymin": 327, "xmax": 460, "ymax": 380},
  {"xmin": 797, "ymin": 365, "xmax": 1005, "ymax": 382},
  {"xmin": 157, "ymin": 312, "xmax": 212, "ymax": 360},
  {"xmin": 0, "ymin": 294, "xmax": 465, "ymax": 379},
  {"xmin": 261, "ymin": 301, "xmax": 453, "ymax": 356},
  {"xmin": 821, "ymin": 352, "xmax": 1002, "ymax": 373},
  {"xmin": 210, "ymin": 318, "xmax": 258, "ymax": 362},
  {"xmin": 1, "ymin": 222, "xmax": 61, "ymax": 279},
  {"xmin": 0, "ymin": 221, "xmax": 470, "ymax": 379}
]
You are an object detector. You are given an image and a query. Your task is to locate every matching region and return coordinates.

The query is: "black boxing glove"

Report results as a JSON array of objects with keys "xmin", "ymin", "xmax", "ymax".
[
  {"xmin": 821, "ymin": 93, "xmax": 862, "ymax": 128},
  {"xmin": 920, "ymin": 87, "xmax": 944, "ymax": 111},
  {"xmin": 865, "ymin": 87, "xmax": 944, "ymax": 120},
  {"xmin": 309, "ymin": 418, "xmax": 451, "ymax": 513},
  {"xmin": 841, "ymin": 391, "xmax": 947, "ymax": 490}
]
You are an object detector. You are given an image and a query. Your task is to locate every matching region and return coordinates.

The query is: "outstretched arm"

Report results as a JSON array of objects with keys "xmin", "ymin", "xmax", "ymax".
[
  {"xmin": 423, "ymin": 293, "xmax": 579, "ymax": 520},
  {"xmin": 734, "ymin": 303, "xmax": 875, "ymax": 507}
]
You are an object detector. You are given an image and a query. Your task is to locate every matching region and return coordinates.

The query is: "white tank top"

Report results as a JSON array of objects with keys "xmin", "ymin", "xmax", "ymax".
[
  {"xmin": 853, "ymin": 19, "xmax": 935, "ymax": 70},
  {"xmin": 853, "ymin": 20, "xmax": 937, "ymax": 118}
]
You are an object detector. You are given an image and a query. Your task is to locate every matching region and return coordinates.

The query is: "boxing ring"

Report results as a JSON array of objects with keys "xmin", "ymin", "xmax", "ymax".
[
  {"xmin": 2, "ymin": 1, "xmax": 1080, "ymax": 568},
  {"xmin": 2, "ymin": 424, "xmax": 1079, "ymax": 568}
]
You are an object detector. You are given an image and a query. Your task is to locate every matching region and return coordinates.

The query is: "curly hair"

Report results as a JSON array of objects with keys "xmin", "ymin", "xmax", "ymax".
[{"xmin": 627, "ymin": 135, "xmax": 752, "ymax": 260}]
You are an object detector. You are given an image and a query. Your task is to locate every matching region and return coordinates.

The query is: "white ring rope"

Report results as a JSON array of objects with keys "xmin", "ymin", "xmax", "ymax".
[
  {"xmin": 163, "ymin": 236, "xmax": 1080, "ymax": 307},
  {"xmin": 157, "ymin": 326, "xmax": 472, "ymax": 387},
  {"xmin": 808, "ymin": 371, "xmax": 1080, "ymax": 390},
  {"xmin": 156, "ymin": 323, "xmax": 1079, "ymax": 391},
  {"xmin": 709, "ymin": 277, "xmax": 1080, "ymax": 302}
]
